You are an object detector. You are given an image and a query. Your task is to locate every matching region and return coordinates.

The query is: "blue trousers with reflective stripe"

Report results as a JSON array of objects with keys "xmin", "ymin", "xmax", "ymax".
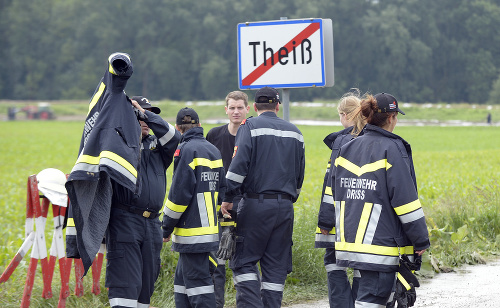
[
  {"xmin": 175, "ymin": 252, "xmax": 216, "ymax": 308},
  {"xmin": 229, "ymin": 197, "xmax": 294, "ymax": 308},
  {"xmin": 105, "ymin": 208, "xmax": 163, "ymax": 308},
  {"xmin": 355, "ymin": 270, "xmax": 396, "ymax": 307},
  {"xmin": 324, "ymin": 248, "xmax": 355, "ymax": 308}
]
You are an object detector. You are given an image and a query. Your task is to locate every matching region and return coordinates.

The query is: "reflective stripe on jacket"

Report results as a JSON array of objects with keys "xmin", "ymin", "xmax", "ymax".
[{"xmin": 223, "ymin": 112, "xmax": 305, "ymax": 202}]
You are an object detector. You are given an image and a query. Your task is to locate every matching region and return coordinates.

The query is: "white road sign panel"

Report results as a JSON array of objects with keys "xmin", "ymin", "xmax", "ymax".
[{"xmin": 238, "ymin": 18, "xmax": 334, "ymax": 89}]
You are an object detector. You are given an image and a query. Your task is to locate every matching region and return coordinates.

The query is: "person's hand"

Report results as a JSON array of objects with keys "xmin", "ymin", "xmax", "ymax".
[
  {"xmin": 131, "ymin": 99, "xmax": 148, "ymax": 121},
  {"xmin": 163, "ymin": 234, "xmax": 171, "ymax": 243},
  {"xmin": 415, "ymin": 249, "xmax": 426, "ymax": 256},
  {"xmin": 131, "ymin": 99, "xmax": 145, "ymax": 113},
  {"xmin": 221, "ymin": 202, "xmax": 233, "ymax": 218},
  {"xmin": 320, "ymin": 228, "xmax": 330, "ymax": 235}
]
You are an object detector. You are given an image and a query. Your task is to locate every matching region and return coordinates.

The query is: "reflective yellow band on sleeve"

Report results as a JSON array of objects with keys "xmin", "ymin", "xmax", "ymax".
[
  {"xmin": 315, "ymin": 226, "xmax": 334, "ymax": 235},
  {"xmin": 394, "ymin": 200, "xmax": 422, "ymax": 216},
  {"xmin": 188, "ymin": 158, "xmax": 223, "ymax": 170},
  {"xmin": 67, "ymin": 218, "xmax": 75, "ymax": 227},
  {"xmin": 88, "ymin": 82, "xmax": 106, "ymax": 116},
  {"xmin": 76, "ymin": 151, "xmax": 138, "ymax": 178},
  {"xmin": 166, "ymin": 200, "xmax": 188, "ymax": 213},
  {"xmin": 325, "ymin": 186, "xmax": 332, "ymax": 196}
]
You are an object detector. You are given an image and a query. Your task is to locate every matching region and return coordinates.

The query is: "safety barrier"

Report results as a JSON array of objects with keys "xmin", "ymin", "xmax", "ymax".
[{"xmin": 0, "ymin": 174, "xmax": 105, "ymax": 307}]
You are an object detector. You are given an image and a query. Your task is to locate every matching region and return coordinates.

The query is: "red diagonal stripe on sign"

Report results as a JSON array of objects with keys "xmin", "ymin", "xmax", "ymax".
[{"xmin": 242, "ymin": 22, "xmax": 321, "ymax": 86}]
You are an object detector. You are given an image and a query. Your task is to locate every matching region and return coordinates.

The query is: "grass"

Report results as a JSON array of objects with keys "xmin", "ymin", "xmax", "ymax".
[
  {"xmin": 0, "ymin": 112, "xmax": 499, "ymax": 306},
  {"xmin": 1, "ymin": 99, "xmax": 500, "ymax": 124}
]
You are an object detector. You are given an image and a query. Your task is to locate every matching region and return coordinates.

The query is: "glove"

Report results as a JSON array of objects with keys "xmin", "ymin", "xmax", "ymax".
[
  {"xmin": 216, "ymin": 225, "xmax": 236, "ymax": 260},
  {"xmin": 399, "ymin": 255, "xmax": 420, "ymax": 287},
  {"xmin": 394, "ymin": 254, "xmax": 420, "ymax": 307},
  {"xmin": 216, "ymin": 210, "xmax": 237, "ymax": 260},
  {"xmin": 394, "ymin": 278, "xmax": 416, "ymax": 307}
]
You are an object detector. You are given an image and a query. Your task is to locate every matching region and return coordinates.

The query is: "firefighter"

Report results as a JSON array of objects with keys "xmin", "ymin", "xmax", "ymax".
[
  {"xmin": 221, "ymin": 87, "xmax": 305, "ymax": 308},
  {"xmin": 105, "ymin": 96, "xmax": 181, "ymax": 307},
  {"xmin": 162, "ymin": 107, "xmax": 226, "ymax": 308},
  {"xmin": 333, "ymin": 93, "xmax": 430, "ymax": 307},
  {"xmin": 315, "ymin": 90, "xmax": 366, "ymax": 308}
]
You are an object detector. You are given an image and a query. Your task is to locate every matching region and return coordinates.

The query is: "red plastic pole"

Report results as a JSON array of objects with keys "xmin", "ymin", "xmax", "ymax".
[
  {"xmin": 20, "ymin": 256, "xmax": 38, "ymax": 307},
  {"xmin": 74, "ymin": 258, "xmax": 84, "ymax": 297},
  {"xmin": 0, "ymin": 232, "xmax": 35, "ymax": 283},
  {"xmin": 39, "ymin": 194, "xmax": 52, "ymax": 299},
  {"xmin": 91, "ymin": 244, "xmax": 105, "ymax": 295},
  {"xmin": 20, "ymin": 176, "xmax": 41, "ymax": 307},
  {"xmin": 57, "ymin": 257, "xmax": 72, "ymax": 308}
]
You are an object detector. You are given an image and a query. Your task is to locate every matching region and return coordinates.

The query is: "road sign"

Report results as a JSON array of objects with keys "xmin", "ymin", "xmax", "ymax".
[{"xmin": 237, "ymin": 18, "xmax": 334, "ymax": 90}]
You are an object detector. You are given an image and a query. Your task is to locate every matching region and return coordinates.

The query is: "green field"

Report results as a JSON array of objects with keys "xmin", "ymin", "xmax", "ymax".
[
  {"xmin": 1, "ymin": 99, "xmax": 500, "ymax": 124},
  {"xmin": 0, "ymin": 119, "xmax": 499, "ymax": 307}
]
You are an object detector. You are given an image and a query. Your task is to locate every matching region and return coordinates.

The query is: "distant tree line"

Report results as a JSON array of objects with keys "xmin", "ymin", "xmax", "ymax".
[{"xmin": 1, "ymin": 0, "xmax": 500, "ymax": 103}]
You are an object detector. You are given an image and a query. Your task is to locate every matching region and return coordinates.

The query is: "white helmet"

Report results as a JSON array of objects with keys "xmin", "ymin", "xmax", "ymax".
[{"xmin": 37, "ymin": 168, "xmax": 67, "ymax": 194}]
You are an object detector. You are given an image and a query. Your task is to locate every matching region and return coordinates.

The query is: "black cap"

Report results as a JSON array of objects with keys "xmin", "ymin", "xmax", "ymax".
[
  {"xmin": 374, "ymin": 93, "xmax": 405, "ymax": 115},
  {"xmin": 176, "ymin": 107, "xmax": 200, "ymax": 125},
  {"xmin": 255, "ymin": 87, "xmax": 281, "ymax": 104},
  {"xmin": 131, "ymin": 96, "xmax": 161, "ymax": 114}
]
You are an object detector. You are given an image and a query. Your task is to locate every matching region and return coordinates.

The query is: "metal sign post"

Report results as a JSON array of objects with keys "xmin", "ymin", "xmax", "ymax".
[
  {"xmin": 282, "ymin": 88, "xmax": 290, "ymax": 122},
  {"xmin": 280, "ymin": 17, "xmax": 290, "ymax": 122}
]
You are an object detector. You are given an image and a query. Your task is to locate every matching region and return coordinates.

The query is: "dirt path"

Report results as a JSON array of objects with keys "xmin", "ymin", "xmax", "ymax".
[{"xmin": 283, "ymin": 259, "xmax": 500, "ymax": 308}]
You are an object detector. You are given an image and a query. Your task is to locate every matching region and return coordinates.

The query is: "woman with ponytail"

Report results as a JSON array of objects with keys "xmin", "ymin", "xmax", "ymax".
[
  {"xmin": 332, "ymin": 93, "xmax": 430, "ymax": 307},
  {"xmin": 315, "ymin": 89, "xmax": 366, "ymax": 308}
]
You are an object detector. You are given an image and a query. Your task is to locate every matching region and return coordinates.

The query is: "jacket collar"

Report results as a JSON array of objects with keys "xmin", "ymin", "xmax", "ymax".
[
  {"xmin": 323, "ymin": 126, "xmax": 354, "ymax": 149},
  {"xmin": 258, "ymin": 111, "xmax": 278, "ymax": 118},
  {"xmin": 180, "ymin": 126, "xmax": 204, "ymax": 142},
  {"xmin": 364, "ymin": 124, "xmax": 411, "ymax": 152},
  {"xmin": 364, "ymin": 124, "xmax": 400, "ymax": 139}
]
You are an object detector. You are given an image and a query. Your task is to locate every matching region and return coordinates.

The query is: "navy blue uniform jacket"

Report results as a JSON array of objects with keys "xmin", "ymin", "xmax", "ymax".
[
  {"xmin": 162, "ymin": 127, "xmax": 227, "ymax": 253},
  {"xmin": 65, "ymin": 52, "xmax": 140, "ymax": 275},
  {"xmin": 224, "ymin": 112, "xmax": 305, "ymax": 203},
  {"xmin": 334, "ymin": 124, "xmax": 430, "ymax": 272}
]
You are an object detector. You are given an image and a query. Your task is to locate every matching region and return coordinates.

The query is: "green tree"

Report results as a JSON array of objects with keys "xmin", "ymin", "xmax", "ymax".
[{"xmin": 487, "ymin": 74, "xmax": 500, "ymax": 105}]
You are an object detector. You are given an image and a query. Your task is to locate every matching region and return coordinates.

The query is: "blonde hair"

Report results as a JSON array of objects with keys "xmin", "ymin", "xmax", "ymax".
[
  {"xmin": 337, "ymin": 89, "xmax": 366, "ymax": 136},
  {"xmin": 225, "ymin": 91, "xmax": 248, "ymax": 107}
]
